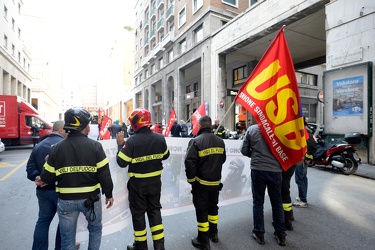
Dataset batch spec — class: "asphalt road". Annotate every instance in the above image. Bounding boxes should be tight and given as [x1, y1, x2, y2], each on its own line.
[1, 146, 374, 250]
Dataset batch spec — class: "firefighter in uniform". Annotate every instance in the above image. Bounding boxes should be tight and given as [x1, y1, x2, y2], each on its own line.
[40, 107, 114, 250]
[117, 108, 170, 250]
[212, 119, 227, 139]
[184, 115, 226, 250]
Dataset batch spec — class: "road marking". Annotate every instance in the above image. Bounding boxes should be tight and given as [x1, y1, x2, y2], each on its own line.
[0, 159, 28, 181]
[0, 162, 17, 168]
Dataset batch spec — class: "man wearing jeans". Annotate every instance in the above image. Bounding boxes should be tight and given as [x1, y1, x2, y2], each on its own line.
[26, 120, 67, 250]
[241, 124, 286, 246]
[40, 108, 114, 249]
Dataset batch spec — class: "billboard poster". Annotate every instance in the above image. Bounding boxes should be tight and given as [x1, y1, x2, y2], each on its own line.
[332, 76, 363, 116]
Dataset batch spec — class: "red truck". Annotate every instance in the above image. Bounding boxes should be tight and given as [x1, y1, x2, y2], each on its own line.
[0, 95, 53, 146]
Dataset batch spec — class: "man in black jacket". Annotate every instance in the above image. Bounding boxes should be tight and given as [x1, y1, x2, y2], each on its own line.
[185, 116, 226, 250]
[117, 108, 170, 250]
[40, 108, 114, 250]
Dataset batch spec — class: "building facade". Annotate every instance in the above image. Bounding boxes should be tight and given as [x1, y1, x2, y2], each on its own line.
[134, 0, 375, 163]
[0, 0, 32, 101]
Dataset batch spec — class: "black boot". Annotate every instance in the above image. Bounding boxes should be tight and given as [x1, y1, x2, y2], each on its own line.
[153, 239, 165, 250]
[127, 242, 148, 250]
[191, 237, 211, 250]
[284, 210, 294, 231]
[209, 222, 219, 243]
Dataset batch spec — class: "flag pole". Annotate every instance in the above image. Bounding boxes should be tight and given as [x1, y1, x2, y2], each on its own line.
[214, 99, 236, 135]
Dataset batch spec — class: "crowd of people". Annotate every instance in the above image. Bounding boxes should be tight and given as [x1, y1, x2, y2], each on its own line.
[27, 107, 315, 249]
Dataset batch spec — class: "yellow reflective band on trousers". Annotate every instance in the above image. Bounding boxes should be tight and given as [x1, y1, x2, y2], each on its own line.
[44, 162, 55, 174]
[56, 183, 101, 194]
[128, 170, 162, 178]
[283, 203, 293, 211]
[150, 224, 164, 241]
[198, 221, 209, 232]
[55, 166, 97, 176]
[195, 176, 221, 186]
[208, 215, 218, 224]
[198, 147, 224, 157]
[134, 229, 147, 242]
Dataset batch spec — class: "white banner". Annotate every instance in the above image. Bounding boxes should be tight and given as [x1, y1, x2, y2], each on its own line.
[77, 137, 251, 241]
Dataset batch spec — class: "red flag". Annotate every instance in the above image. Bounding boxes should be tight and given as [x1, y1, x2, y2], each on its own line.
[192, 103, 206, 136]
[235, 27, 306, 170]
[99, 115, 112, 140]
[164, 108, 177, 137]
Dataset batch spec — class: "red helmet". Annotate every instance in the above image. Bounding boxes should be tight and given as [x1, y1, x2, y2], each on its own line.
[128, 108, 152, 131]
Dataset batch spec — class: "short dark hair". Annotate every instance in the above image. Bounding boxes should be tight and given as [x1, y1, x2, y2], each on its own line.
[199, 116, 212, 129]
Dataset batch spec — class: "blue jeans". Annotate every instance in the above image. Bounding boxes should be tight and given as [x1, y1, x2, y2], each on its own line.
[33, 189, 61, 250]
[251, 169, 285, 235]
[294, 160, 308, 202]
[57, 195, 102, 250]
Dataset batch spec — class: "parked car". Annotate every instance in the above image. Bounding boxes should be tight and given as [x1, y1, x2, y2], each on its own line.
[0, 139, 5, 153]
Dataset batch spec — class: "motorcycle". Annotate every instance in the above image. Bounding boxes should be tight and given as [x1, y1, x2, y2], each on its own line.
[311, 132, 363, 175]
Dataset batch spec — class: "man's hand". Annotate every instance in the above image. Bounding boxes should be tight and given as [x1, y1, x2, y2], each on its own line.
[116, 131, 126, 146]
[35, 176, 48, 187]
[105, 197, 114, 208]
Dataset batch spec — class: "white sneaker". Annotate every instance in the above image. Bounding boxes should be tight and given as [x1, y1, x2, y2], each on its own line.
[293, 200, 308, 208]
[295, 197, 301, 202]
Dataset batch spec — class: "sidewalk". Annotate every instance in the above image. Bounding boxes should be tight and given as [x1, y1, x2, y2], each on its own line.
[355, 163, 375, 180]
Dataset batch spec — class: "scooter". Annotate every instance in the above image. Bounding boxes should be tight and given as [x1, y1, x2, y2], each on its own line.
[311, 132, 363, 175]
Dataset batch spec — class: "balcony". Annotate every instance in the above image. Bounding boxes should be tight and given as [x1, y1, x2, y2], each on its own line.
[144, 19, 149, 29]
[157, 18, 164, 33]
[162, 32, 174, 48]
[153, 42, 164, 56]
[149, 30, 156, 42]
[157, 0, 164, 10]
[166, 5, 174, 22]
[150, 8, 156, 20]
[144, 37, 149, 48]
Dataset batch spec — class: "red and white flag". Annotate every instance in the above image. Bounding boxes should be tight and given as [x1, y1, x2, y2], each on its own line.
[164, 108, 177, 137]
[99, 115, 112, 140]
[192, 103, 206, 136]
[235, 27, 306, 170]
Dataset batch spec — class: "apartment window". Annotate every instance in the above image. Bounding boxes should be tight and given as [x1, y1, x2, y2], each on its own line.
[135, 77, 138, 85]
[178, 7, 186, 28]
[3, 35, 7, 48]
[12, 18, 15, 30]
[250, 0, 258, 6]
[18, 3, 21, 14]
[11, 44, 15, 56]
[193, 0, 203, 13]
[135, 60, 138, 69]
[140, 56, 143, 63]
[186, 85, 192, 93]
[296, 71, 317, 86]
[194, 25, 203, 44]
[222, 0, 237, 7]
[140, 38, 143, 48]
[151, 64, 155, 74]
[233, 65, 247, 86]
[139, 73, 143, 82]
[194, 82, 199, 97]
[167, 49, 173, 63]
[158, 57, 163, 69]
[169, 22, 174, 32]
[135, 44, 138, 52]
[179, 39, 187, 54]
[145, 69, 149, 78]
[4, 5, 7, 19]
[23, 58, 26, 68]
[18, 28, 21, 38]
[18, 52, 20, 62]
